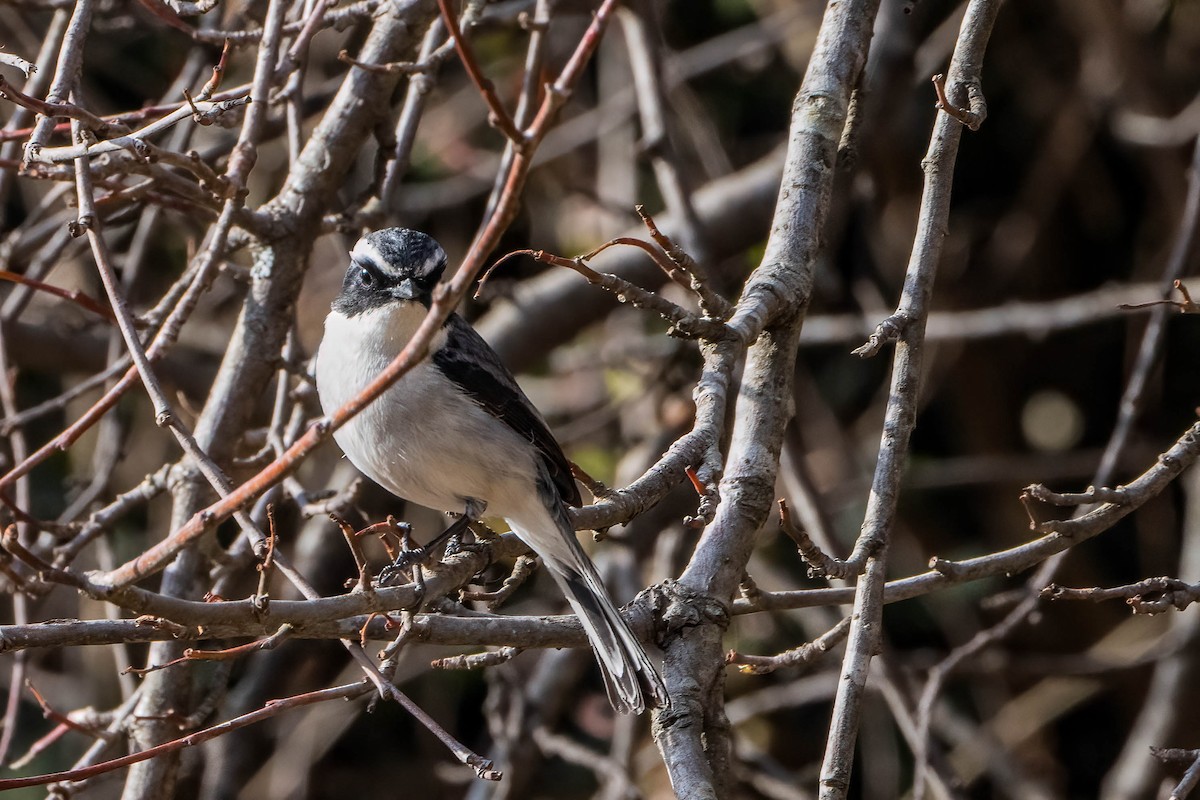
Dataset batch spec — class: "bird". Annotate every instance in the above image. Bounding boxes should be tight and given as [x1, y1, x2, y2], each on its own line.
[314, 227, 669, 714]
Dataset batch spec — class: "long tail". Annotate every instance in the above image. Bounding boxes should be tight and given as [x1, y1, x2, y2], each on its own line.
[512, 499, 669, 714]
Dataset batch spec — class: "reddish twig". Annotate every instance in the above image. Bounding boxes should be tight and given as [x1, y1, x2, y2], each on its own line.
[435, 0, 524, 145]
[0, 74, 119, 137]
[932, 71, 986, 131]
[334, 514, 375, 593]
[254, 505, 279, 608]
[125, 624, 294, 676]
[25, 681, 112, 740]
[198, 39, 233, 100]
[570, 461, 613, 500]
[0, 681, 374, 791]
[2, 524, 86, 589]
[358, 611, 403, 647]
[355, 515, 411, 562]
[0, 269, 117, 323]
[482, 247, 726, 340]
[635, 204, 732, 319]
[9, 723, 71, 771]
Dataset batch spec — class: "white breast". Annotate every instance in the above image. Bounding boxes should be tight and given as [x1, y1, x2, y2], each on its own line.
[314, 304, 540, 519]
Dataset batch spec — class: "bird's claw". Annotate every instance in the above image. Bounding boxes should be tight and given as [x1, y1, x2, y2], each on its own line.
[376, 547, 429, 586]
[443, 537, 488, 558]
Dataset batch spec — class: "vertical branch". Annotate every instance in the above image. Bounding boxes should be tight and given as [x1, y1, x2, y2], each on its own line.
[480, 0, 550, 222]
[373, 16, 449, 215]
[122, 0, 294, 791]
[1100, 142, 1200, 797]
[0, 10, 68, 221]
[818, 2, 1003, 798]
[618, 6, 712, 290]
[653, 0, 882, 796]
[21, 0, 94, 162]
[1095, 136, 1200, 486]
[435, 0, 523, 144]
[1103, 466, 1200, 796]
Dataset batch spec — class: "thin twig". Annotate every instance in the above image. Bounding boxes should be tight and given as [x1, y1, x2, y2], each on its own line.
[727, 617, 851, 675]
[461, 554, 539, 610]
[334, 514, 375, 593]
[125, 624, 294, 676]
[0, 74, 120, 137]
[432, 646, 523, 670]
[824, 3, 1003, 797]
[436, 0, 524, 145]
[0, 268, 116, 322]
[484, 246, 727, 341]
[778, 499, 843, 578]
[1041, 576, 1200, 614]
[1118, 279, 1199, 314]
[931, 71, 987, 131]
[0, 681, 373, 791]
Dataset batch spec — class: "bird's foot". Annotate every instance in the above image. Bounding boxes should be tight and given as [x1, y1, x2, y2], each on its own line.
[443, 535, 489, 559]
[376, 547, 430, 586]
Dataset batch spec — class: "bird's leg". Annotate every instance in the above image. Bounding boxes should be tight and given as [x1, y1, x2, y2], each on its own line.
[444, 499, 489, 557]
[377, 499, 486, 585]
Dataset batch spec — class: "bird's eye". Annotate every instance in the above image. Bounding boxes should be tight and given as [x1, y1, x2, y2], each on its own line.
[358, 268, 375, 286]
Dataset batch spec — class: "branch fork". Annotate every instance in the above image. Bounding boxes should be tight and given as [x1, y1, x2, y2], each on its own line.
[931, 72, 987, 131]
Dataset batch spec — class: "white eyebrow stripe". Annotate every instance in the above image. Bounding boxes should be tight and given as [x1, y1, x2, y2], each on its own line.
[351, 239, 390, 273]
[420, 251, 444, 277]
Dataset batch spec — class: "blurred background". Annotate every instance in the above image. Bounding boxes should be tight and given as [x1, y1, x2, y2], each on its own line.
[1, 0, 1199, 797]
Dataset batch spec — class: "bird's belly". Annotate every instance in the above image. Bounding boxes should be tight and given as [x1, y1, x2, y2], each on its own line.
[319, 353, 536, 518]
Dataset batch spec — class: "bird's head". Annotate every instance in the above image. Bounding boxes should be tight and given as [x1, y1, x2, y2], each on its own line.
[332, 228, 448, 316]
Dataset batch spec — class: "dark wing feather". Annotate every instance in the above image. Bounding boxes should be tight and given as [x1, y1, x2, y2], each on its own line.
[434, 315, 582, 507]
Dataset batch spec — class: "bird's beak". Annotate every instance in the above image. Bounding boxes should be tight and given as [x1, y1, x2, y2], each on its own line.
[390, 278, 419, 301]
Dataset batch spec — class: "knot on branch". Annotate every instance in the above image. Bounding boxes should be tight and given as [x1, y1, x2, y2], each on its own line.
[852, 312, 909, 358]
[928, 555, 968, 579]
[68, 215, 95, 238]
[932, 73, 987, 131]
[651, 691, 704, 735]
[643, 579, 729, 640]
[132, 615, 189, 636]
[683, 465, 721, 529]
[165, 462, 204, 494]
